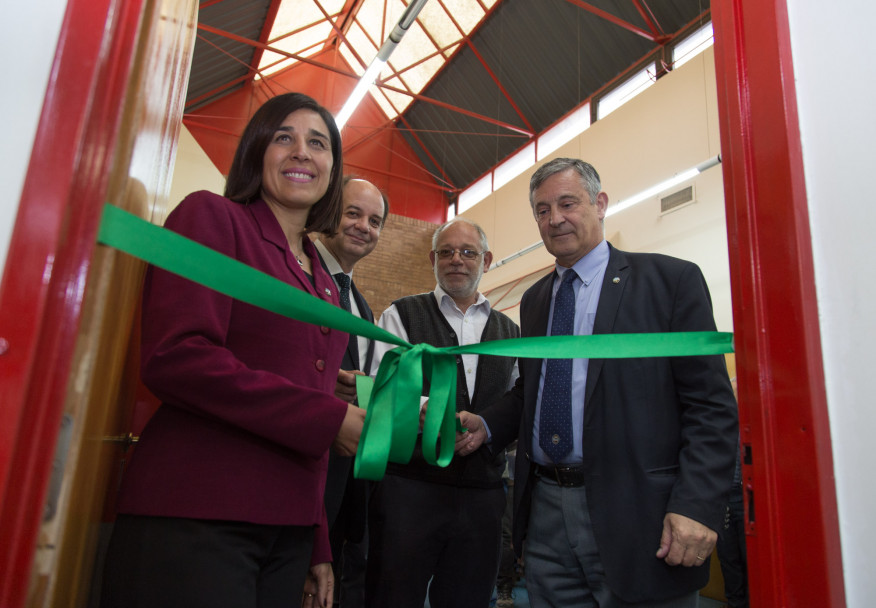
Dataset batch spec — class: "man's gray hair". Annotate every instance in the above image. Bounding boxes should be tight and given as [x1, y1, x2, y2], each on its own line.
[432, 217, 489, 253]
[529, 158, 602, 207]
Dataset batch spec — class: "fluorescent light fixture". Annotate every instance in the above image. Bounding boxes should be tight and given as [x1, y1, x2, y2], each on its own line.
[335, 58, 385, 129]
[334, 0, 429, 130]
[673, 22, 714, 69]
[490, 241, 544, 270]
[606, 155, 721, 217]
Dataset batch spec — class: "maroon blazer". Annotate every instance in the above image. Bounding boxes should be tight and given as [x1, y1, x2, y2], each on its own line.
[116, 191, 349, 563]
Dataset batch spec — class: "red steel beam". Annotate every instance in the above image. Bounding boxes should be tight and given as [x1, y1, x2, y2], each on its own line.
[465, 39, 534, 133]
[562, 0, 667, 43]
[630, 0, 665, 40]
[313, 0, 370, 70]
[344, 161, 456, 193]
[182, 118, 241, 138]
[396, 0, 504, 125]
[249, 0, 284, 73]
[344, 122, 458, 190]
[398, 114, 456, 188]
[196, 23, 532, 136]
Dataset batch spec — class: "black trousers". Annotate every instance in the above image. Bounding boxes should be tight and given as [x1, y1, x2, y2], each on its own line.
[100, 514, 314, 608]
[365, 475, 505, 608]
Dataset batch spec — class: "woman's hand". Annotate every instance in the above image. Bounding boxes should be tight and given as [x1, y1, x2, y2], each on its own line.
[302, 562, 333, 607]
[335, 369, 363, 402]
[331, 403, 366, 456]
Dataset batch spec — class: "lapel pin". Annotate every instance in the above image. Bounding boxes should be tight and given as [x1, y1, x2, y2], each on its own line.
[325, 288, 332, 297]
[612, 277, 620, 284]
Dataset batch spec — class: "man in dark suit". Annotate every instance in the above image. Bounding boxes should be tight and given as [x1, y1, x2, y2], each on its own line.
[458, 158, 738, 607]
[315, 176, 388, 608]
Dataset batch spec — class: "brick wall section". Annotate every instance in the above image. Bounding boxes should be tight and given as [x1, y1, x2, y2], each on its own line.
[348, 213, 439, 321]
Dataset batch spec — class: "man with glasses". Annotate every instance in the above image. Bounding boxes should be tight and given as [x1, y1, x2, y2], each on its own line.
[364, 218, 519, 608]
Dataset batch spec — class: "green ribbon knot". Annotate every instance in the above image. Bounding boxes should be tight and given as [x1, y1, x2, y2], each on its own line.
[354, 344, 459, 480]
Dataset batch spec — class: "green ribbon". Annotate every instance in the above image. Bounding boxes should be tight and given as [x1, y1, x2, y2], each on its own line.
[97, 203, 734, 480]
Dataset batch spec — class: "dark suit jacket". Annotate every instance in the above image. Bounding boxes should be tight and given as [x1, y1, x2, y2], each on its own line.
[117, 191, 349, 564]
[315, 248, 375, 538]
[481, 243, 737, 603]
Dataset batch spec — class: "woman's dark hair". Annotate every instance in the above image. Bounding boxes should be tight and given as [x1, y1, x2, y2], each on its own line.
[224, 92, 343, 235]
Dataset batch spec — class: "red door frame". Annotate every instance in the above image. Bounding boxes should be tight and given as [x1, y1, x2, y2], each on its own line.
[0, 0, 146, 605]
[712, 1, 845, 606]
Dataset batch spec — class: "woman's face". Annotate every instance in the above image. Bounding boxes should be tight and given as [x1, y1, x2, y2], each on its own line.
[261, 108, 334, 213]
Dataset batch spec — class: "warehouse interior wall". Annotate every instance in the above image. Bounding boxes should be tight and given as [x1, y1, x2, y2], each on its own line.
[465, 47, 731, 331]
[787, 2, 876, 605]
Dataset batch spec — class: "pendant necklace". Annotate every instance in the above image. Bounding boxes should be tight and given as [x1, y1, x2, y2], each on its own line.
[293, 244, 304, 266]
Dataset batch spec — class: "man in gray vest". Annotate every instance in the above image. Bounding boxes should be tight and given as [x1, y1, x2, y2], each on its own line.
[364, 218, 519, 608]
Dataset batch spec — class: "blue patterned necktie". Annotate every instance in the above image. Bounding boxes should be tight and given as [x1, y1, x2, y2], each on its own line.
[334, 272, 352, 312]
[539, 269, 577, 463]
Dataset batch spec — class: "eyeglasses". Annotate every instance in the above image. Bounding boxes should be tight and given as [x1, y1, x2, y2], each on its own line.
[433, 248, 483, 260]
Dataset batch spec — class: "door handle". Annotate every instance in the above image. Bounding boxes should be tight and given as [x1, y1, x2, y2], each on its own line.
[103, 432, 139, 450]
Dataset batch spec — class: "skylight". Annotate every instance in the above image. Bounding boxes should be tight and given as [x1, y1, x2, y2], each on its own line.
[258, 0, 498, 121]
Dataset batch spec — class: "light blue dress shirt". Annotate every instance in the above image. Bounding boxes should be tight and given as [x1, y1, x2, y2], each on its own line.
[531, 240, 609, 465]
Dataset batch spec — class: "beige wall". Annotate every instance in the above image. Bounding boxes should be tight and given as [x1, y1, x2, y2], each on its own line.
[167, 124, 227, 214]
[465, 47, 732, 331]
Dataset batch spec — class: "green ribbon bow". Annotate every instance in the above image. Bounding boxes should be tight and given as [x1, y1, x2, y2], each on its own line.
[97, 203, 734, 480]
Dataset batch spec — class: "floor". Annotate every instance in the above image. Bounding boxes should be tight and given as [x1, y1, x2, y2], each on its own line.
[424, 578, 727, 608]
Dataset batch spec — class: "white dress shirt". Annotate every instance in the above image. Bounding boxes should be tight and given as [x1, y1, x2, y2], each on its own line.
[372, 285, 519, 401]
[314, 239, 370, 367]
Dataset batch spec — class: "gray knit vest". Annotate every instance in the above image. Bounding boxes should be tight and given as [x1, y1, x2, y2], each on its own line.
[385, 293, 519, 487]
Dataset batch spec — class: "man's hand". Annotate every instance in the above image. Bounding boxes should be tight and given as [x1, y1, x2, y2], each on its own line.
[335, 369, 363, 402]
[655, 512, 717, 567]
[302, 562, 333, 607]
[419, 399, 429, 430]
[332, 403, 366, 456]
[455, 411, 487, 456]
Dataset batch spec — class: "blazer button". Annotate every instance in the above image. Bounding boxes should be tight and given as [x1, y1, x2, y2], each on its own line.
[315, 359, 326, 371]
[320, 326, 330, 334]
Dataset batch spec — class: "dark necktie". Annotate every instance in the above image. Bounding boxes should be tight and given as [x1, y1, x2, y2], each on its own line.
[334, 272, 360, 370]
[539, 269, 577, 463]
[334, 272, 352, 312]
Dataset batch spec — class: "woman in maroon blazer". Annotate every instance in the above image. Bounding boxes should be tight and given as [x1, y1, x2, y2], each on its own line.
[101, 93, 364, 608]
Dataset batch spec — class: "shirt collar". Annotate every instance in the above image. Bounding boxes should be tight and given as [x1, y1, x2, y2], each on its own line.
[556, 239, 609, 286]
[433, 283, 491, 314]
[315, 239, 352, 279]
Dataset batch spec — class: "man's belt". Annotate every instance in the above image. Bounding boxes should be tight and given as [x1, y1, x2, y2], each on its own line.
[532, 463, 586, 487]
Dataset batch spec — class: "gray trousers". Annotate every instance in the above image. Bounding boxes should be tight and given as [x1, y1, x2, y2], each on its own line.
[524, 477, 699, 608]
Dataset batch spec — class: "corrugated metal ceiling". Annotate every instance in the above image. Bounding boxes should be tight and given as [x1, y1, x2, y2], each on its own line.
[186, 0, 710, 203]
